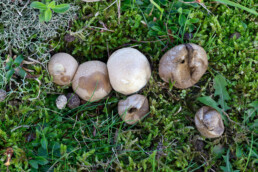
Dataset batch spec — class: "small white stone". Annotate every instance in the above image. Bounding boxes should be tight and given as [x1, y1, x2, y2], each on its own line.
[56, 95, 67, 109]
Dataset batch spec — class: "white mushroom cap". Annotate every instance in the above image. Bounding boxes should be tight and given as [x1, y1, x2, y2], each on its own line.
[48, 53, 78, 86]
[72, 61, 112, 101]
[118, 94, 149, 125]
[107, 48, 151, 95]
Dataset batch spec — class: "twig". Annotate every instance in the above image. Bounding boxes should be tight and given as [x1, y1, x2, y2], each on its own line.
[22, 60, 36, 65]
[8, 45, 12, 57]
[222, 110, 240, 125]
[11, 125, 35, 132]
[130, 38, 167, 43]
[136, 144, 151, 155]
[89, 26, 114, 32]
[149, 5, 154, 16]
[174, 106, 182, 116]
[27, 57, 41, 64]
[103, 0, 117, 11]
[117, 0, 121, 24]
[20, 0, 30, 14]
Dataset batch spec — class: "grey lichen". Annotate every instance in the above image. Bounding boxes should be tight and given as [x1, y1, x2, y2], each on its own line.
[0, 0, 78, 60]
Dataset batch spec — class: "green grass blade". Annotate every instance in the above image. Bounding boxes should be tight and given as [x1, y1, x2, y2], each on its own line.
[150, 0, 164, 20]
[215, 0, 258, 15]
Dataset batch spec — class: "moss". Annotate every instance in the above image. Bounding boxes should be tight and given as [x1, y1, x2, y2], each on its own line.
[0, 0, 257, 171]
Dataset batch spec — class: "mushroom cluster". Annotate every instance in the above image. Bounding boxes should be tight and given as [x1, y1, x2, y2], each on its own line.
[49, 44, 224, 136]
[49, 48, 151, 124]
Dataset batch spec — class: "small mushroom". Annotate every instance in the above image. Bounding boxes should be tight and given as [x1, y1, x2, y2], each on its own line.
[159, 43, 208, 89]
[107, 48, 151, 95]
[66, 93, 80, 109]
[72, 61, 112, 101]
[48, 53, 78, 86]
[118, 94, 149, 125]
[0, 89, 7, 102]
[195, 106, 224, 138]
[56, 95, 67, 109]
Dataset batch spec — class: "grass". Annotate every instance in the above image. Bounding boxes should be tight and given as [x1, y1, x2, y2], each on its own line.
[0, 0, 257, 171]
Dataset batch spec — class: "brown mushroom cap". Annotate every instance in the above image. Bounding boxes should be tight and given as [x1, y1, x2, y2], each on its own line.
[159, 43, 208, 89]
[48, 53, 78, 86]
[195, 106, 224, 138]
[118, 94, 149, 125]
[107, 48, 151, 95]
[72, 61, 112, 101]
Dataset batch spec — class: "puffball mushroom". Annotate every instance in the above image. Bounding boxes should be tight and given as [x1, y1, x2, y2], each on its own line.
[118, 94, 149, 125]
[72, 61, 112, 101]
[56, 95, 67, 109]
[107, 48, 151, 95]
[195, 106, 224, 138]
[48, 53, 78, 86]
[159, 43, 208, 89]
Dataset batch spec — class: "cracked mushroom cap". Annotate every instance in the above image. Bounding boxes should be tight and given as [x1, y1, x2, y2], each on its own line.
[118, 94, 149, 125]
[159, 43, 208, 89]
[195, 106, 224, 138]
[72, 61, 112, 101]
[48, 53, 78, 86]
[107, 48, 151, 95]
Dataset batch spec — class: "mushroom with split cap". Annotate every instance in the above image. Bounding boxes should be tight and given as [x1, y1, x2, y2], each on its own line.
[118, 94, 149, 125]
[195, 106, 224, 138]
[72, 61, 112, 102]
[159, 43, 208, 89]
[48, 53, 78, 86]
[107, 47, 151, 95]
